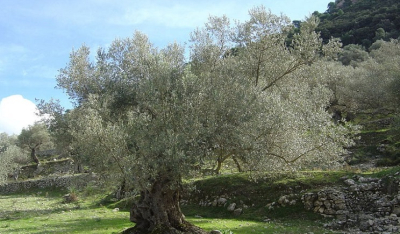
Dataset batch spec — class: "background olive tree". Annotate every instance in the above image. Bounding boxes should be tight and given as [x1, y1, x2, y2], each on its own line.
[45, 7, 356, 234]
[17, 123, 53, 164]
[334, 39, 400, 113]
[0, 133, 27, 184]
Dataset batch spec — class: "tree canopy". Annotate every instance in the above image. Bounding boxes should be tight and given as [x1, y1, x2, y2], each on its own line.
[44, 6, 356, 234]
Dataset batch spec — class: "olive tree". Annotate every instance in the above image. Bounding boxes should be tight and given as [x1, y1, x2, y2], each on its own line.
[0, 133, 26, 184]
[336, 39, 400, 112]
[189, 8, 348, 173]
[369, 39, 400, 108]
[338, 44, 369, 67]
[50, 7, 355, 234]
[17, 123, 52, 164]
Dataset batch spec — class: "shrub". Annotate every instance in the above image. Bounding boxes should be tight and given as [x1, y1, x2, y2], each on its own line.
[63, 192, 78, 203]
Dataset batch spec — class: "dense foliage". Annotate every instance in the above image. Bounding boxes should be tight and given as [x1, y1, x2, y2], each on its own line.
[313, 0, 400, 47]
[329, 39, 400, 112]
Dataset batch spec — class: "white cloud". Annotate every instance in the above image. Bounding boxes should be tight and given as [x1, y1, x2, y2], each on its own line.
[0, 95, 42, 135]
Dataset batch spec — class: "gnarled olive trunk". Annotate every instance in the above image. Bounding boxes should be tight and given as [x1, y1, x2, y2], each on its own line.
[30, 148, 40, 164]
[123, 175, 207, 234]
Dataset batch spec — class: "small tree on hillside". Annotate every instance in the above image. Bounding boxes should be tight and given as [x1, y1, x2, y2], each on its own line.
[18, 123, 52, 164]
[338, 44, 369, 67]
[0, 133, 26, 184]
[339, 39, 400, 112]
[45, 7, 356, 234]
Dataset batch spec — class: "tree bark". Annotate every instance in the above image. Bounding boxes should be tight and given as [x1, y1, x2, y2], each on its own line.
[232, 156, 243, 172]
[215, 159, 222, 174]
[30, 148, 40, 164]
[123, 175, 208, 234]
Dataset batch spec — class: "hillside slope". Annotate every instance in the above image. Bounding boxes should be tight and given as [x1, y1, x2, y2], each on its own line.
[313, 0, 400, 47]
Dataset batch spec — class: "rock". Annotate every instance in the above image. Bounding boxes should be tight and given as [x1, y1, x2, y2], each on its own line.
[63, 193, 78, 203]
[233, 208, 242, 216]
[278, 194, 297, 207]
[317, 191, 327, 201]
[357, 176, 368, 183]
[217, 197, 227, 206]
[368, 219, 374, 226]
[278, 195, 289, 206]
[344, 179, 356, 186]
[302, 193, 317, 210]
[212, 200, 218, 207]
[313, 200, 323, 207]
[389, 214, 398, 221]
[348, 185, 359, 192]
[358, 214, 374, 222]
[266, 203, 274, 210]
[359, 221, 370, 232]
[323, 200, 332, 209]
[334, 202, 346, 210]
[392, 206, 400, 215]
[227, 203, 236, 211]
[263, 218, 271, 222]
[180, 199, 188, 206]
[324, 208, 336, 215]
[210, 230, 222, 234]
[318, 207, 325, 213]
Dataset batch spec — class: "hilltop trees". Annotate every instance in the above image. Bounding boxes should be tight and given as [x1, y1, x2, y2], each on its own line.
[46, 7, 355, 234]
[315, 0, 400, 47]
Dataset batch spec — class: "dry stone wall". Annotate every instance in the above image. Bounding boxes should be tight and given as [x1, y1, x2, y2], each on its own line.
[17, 158, 76, 180]
[0, 173, 98, 194]
[302, 175, 400, 233]
[1, 157, 97, 195]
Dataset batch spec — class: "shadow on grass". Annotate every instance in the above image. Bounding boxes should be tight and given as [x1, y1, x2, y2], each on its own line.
[0, 205, 84, 221]
[2, 216, 132, 234]
[188, 217, 334, 234]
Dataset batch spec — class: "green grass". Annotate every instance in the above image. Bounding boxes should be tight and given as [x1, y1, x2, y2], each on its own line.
[0, 191, 131, 234]
[0, 190, 337, 234]
[183, 203, 336, 234]
[188, 217, 335, 234]
[1, 167, 399, 234]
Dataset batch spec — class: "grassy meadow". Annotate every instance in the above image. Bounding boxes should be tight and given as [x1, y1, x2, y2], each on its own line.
[4, 168, 397, 234]
[0, 191, 334, 234]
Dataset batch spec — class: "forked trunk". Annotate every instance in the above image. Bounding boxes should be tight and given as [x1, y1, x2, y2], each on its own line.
[31, 148, 40, 164]
[215, 159, 222, 174]
[123, 175, 207, 234]
[232, 156, 243, 172]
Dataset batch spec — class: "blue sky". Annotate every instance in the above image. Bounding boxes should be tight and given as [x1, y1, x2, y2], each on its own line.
[0, 0, 329, 135]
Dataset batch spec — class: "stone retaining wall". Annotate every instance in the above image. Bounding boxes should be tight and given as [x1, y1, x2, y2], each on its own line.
[16, 158, 77, 180]
[302, 175, 400, 233]
[0, 173, 98, 194]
